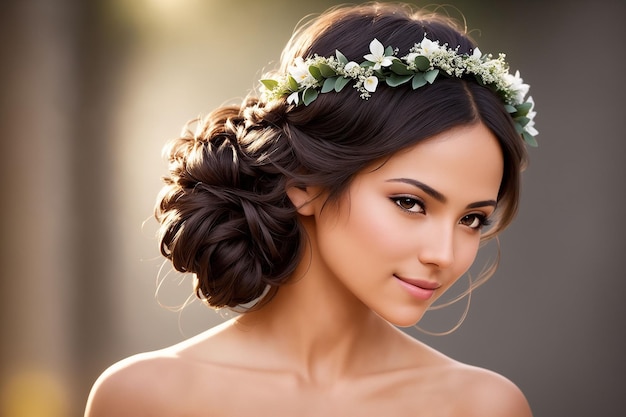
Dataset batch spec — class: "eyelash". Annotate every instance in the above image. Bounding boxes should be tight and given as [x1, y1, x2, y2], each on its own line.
[460, 213, 492, 230]
[391, 196, 425, 214]
[390, 196, 492, 231]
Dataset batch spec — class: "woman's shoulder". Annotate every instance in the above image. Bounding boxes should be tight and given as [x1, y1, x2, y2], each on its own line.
[380, 334, 532, 416]
[84, 350, 186, 417]
[84, 320, 237, 417]
[435, 360, 533, 417]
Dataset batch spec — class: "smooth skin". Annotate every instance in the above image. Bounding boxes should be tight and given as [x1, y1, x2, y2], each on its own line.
[85, 122, 532, 417]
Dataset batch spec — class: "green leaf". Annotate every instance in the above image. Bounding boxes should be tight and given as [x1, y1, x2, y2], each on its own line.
[424, 69, 439, 84]
[504, 104, 517, 114]
[336, 50, 348, 64]
[308, 65, 322, 81]
[318, 63, 336, 78]
[321, 77, 337, 93]
[390, 59, 413, 75]
[515, 116, 530, 127]
[361, 61, 374, 69]
[302, 88, 318, 106]
[515, 101, 533, 116]
[386, 74, 413, 87]
[288, 76, 299, 91]
[412, 73, 427, 89]
[384, 45, 394, 56]
[335, 76, 351, 92]
[260, 79, 278, 90]
[414, 55, 430, 71]
[522, 132, 538, 147]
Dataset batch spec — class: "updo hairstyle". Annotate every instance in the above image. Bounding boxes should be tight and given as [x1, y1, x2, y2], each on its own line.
[155, 3, 528, 310]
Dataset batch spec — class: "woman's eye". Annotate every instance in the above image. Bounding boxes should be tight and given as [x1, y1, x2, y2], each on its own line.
[392, 197, 424, 214]
[459, 214, 489, 230]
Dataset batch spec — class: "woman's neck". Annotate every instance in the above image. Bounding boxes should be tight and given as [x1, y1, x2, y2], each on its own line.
[233, 240, 409, 385]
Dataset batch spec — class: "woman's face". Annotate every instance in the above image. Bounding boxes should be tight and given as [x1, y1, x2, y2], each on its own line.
[303, 122, 504, 327]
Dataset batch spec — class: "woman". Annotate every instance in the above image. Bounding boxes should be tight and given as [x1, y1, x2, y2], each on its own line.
[85, 3, 537, 416]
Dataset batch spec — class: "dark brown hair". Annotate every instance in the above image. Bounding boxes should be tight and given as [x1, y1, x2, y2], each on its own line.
[155, 3, 528, 310]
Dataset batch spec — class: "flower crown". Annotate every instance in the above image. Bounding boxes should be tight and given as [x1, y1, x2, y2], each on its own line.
[261, 36, 538, 146]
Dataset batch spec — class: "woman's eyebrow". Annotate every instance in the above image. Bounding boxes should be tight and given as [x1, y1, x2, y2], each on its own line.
[466, 200, 497, 209]
[386, 178, 446, 202]
[386, 178, 497, 209]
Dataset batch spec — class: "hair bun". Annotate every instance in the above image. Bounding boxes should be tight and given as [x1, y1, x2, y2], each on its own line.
[155, 105, 301, 309]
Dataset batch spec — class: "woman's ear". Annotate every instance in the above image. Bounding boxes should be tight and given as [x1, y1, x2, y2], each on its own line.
[286, 185, 319, 216]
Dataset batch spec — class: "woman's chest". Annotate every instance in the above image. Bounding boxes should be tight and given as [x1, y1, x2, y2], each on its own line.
[185, 368, 457, 417]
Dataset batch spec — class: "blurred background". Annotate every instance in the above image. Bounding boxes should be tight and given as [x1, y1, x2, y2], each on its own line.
[1, 0, 624, 416]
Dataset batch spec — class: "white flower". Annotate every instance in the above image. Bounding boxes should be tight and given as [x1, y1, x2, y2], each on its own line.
[288, 57, 315, 87]
[525, 120, 538, 137]
[524, 96, 538, 136]
[419, 36, 443, 56]
[405, 52, 418, 63]
[504, 70, 530, 104]
[286, 91, 299, 105]
[363, 38, 393, 70]
[472, 47, 482, 59]
[363, 75, 378, 92]
[344, 61, 360, 74]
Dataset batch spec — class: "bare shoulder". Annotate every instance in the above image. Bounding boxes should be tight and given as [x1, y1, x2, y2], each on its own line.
[445, 363, 532, 417]
[381, 334, 532, 417]
[84, 351, 188, 417]
[84, 320, 237, 417]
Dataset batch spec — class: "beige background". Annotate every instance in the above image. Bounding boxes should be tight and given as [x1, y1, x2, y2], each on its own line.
[1, 0, 624, 416]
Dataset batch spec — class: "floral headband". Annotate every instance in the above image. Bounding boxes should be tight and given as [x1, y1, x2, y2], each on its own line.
[261, 36, 538, 146]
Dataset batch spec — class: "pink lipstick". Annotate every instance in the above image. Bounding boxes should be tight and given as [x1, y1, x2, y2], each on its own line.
[394, 275, 440, 301]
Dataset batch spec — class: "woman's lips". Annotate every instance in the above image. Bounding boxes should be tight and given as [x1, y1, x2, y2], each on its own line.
[394, 275, 441, 301]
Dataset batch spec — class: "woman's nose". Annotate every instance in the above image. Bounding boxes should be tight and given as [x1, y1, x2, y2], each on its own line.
[417, 221, 455, 269]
